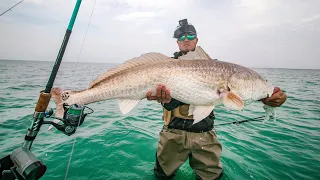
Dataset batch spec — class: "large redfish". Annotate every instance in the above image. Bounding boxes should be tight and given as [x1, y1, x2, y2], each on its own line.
[49, 46, 276, 130]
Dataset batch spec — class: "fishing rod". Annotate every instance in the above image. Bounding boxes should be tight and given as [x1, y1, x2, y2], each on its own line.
[0, 1, 94, 180]
[0, 0, 24, 17]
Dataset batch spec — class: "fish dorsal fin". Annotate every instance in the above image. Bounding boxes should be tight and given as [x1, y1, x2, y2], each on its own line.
[89, 52, 171, 88]
[178, 46, 212, 60]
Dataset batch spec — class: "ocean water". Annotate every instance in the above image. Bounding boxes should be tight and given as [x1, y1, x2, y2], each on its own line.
[0, 60, 319, 180]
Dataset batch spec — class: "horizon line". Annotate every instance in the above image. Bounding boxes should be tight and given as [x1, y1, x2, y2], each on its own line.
[0, 59, 319, 70]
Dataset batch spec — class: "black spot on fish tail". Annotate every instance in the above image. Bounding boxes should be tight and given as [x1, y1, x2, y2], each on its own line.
[62, 92, 70, 101]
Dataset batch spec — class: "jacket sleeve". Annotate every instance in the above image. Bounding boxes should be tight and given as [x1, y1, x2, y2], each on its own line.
[161, 98, 185, 111]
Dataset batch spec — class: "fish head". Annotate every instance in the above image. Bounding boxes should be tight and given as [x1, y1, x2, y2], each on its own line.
[250, 73, 274, 101]
[227, 70, 274, 102]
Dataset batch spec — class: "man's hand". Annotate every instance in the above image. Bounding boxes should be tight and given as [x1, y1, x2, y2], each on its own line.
[261, 87, 287, 107]
[146, 85, 172, 103]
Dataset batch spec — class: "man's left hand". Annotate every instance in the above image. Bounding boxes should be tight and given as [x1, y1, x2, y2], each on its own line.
[261, 87, 287, 107]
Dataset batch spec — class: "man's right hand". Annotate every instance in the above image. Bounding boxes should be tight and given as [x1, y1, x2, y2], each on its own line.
[146, 85, 172, 103]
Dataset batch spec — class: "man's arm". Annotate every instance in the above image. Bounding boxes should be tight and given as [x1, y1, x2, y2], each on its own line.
[161, 98, 184, 111]
[146, 85, 184, 110]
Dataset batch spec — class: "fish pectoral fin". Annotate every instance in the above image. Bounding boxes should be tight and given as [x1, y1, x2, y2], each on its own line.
[221, 91, 244, 110]
[192, 105, 215, 125]
[118, 99, 141, 114]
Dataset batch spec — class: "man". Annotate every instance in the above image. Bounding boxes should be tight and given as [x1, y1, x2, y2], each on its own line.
[147, 19, 287, 180]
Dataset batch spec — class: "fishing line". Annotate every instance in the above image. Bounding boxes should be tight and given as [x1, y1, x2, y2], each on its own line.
[213, 115, 267, 127]
[64, 0, 97, 179]
[0, 0, 24, 17]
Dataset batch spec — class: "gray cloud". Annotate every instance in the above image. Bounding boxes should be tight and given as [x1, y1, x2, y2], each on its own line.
[0, 0, 319, 69]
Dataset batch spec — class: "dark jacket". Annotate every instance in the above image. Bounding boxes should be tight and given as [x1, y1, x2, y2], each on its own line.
[161, 51, 215, 132]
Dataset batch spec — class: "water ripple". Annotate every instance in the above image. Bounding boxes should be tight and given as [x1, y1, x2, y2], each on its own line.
[0, 61, 319, 180]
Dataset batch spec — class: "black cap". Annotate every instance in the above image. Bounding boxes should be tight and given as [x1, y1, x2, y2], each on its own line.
[173, 19, 197, 39]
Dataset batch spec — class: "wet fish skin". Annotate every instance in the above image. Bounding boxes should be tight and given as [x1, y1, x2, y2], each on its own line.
[49, 46, 275, 130]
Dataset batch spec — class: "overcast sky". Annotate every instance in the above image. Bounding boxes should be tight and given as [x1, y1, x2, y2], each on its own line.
[0, 0, 319, 69]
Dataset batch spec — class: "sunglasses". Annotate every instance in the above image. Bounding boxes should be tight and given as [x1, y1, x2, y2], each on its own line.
[178, 35, 197, 41]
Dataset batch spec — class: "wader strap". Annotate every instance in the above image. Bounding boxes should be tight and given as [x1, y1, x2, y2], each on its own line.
[162, 105, 193, 125]
[172, 104, 193, 120]
[163, 108, 172, 125]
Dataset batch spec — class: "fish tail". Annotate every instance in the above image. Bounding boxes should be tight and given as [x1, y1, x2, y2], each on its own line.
[48, 88, 65, 130]
[263, 104, 277, 123]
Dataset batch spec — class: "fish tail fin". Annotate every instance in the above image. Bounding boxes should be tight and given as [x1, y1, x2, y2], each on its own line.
[48, 88, 65, 131]
[263, 104, 277, 123]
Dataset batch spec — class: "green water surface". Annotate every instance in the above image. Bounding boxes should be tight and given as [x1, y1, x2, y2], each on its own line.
[0, 60, 319, 180]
